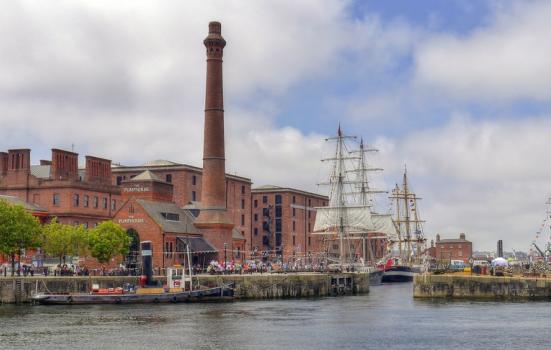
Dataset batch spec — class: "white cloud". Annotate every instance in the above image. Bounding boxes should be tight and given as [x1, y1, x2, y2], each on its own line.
[414, 1, 551, 101]
[378, 116, 551, 251]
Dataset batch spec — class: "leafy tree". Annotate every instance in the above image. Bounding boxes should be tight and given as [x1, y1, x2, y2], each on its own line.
[42, 218, 88, 265]
[87, 221, 130, 264]
[0, 199, 42, 275]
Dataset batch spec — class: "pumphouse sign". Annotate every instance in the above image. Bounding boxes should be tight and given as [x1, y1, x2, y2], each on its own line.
[123, 186, 150, 193]
[118, 217, 144, 224]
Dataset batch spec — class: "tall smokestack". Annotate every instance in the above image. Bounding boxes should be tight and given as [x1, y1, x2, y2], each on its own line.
[195, 22, 234, 250]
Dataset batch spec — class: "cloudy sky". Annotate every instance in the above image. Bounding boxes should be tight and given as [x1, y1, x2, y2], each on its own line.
[2, 0, 551, 251]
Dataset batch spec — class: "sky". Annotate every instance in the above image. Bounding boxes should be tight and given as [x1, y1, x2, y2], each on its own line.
[1, 0, 551, 252]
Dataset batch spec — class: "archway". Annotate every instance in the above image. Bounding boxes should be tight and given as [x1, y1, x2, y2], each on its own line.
[124, 229, 140, 271]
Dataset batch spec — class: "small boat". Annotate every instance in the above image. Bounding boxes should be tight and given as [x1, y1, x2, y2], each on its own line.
[32, 284, 234, 305]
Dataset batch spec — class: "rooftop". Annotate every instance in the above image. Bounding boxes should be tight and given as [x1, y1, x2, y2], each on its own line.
[252, 184, 328, 200]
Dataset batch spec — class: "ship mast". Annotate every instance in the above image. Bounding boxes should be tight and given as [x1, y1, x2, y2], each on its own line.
[320, 125, 357, 265]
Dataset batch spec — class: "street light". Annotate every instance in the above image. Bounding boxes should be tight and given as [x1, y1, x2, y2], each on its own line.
[224, 243, 228, 274]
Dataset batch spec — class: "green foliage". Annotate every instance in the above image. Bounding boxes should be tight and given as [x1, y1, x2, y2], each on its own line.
[0, 199, 42, 256]
[42, 218, 88, 264]
[87, 221, 131, 264]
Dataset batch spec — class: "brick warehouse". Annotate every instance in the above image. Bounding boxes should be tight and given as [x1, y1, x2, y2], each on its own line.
[251, 185, 328, 263]
[0, 148, 120, 228]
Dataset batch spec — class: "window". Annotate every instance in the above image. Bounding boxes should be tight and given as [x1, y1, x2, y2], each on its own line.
[262, 208, 269, 217]
[103, 197, 108, 209]
[254, 228, 258, 236]
[84, 222, 89, 229]
[83, 195, 89, 208]
[308, 237, 311, 246]
[129, 204, 135, 214]
[254, 214, 258, 222]
[308, 199, 311, 206]
[293, 221, 296, 231]
[72, 194, 79, 207]
[166, 174, 172, 183]
[275, 206, 282, 217]
[292, 196, 296, 204]
[308, 210, 311, 218]
[262, 196, 267, 204]
[241, 215, 245, 226]
[94, 196, 99, 208]
[53, 194, 60, 206]
[293, 208, 296, 217]
[192, 175, 197, 185]
[237, 247, 241, 258]
[275, 219, 282, 232]
[308, 223, 311, 232]
[161, 212, 180, 221]
[275, 195, 282, 205]
[111, 199, 116, 211]
[192, 191, 196, 201]
[241, 199, 245, 209]
[254, 199, 258, 208]
[241, 185, 245, 194]
[116, 176, 123, 186]
[293, 236, 296, 246]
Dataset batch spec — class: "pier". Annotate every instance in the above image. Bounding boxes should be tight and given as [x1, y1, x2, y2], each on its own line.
[414, 273, 551, 299]
[0, 272, 369, 304]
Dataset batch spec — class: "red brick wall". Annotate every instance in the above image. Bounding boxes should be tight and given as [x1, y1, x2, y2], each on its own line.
[435, 241, 473, 263]
[251, 190, 328, 262]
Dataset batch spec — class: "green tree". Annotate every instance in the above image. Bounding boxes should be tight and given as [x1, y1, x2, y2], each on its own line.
[0, 199, 42, 276]
[42, 218, 88, 265]
[88, 221, 131, 264]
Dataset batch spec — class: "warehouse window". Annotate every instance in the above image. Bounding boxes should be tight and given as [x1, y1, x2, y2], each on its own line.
[53, 194, 60, 206]
[166, 174, 172, 183]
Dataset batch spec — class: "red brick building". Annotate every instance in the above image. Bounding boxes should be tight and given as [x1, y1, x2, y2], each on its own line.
[113, 170, 217, 269]
[251, 185, 328, 262]
[0, 148, 121, 228]
[111, 160, 251, 251]
[433, 233, 473, 263]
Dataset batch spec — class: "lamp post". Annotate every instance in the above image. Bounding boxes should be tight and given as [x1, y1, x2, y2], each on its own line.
[224, 243, 228, 274]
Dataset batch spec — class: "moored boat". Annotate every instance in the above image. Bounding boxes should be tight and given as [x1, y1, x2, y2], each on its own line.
[32, 284, 234, 305]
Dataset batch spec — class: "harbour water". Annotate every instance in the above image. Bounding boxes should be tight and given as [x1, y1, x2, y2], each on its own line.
[1, 283, 550, 350]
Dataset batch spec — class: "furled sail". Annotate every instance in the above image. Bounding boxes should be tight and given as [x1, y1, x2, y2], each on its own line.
[313, 205, 374, 233]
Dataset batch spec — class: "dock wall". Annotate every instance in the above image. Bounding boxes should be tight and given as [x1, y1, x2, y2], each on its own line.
[414, 274, 551, 299]
[0, 272, 369, 304]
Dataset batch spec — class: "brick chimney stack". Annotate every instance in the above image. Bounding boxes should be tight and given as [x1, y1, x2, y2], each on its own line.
[0, 152, 7, 177]
[194, 22, 234, 251]
[50, 149, 79, 181]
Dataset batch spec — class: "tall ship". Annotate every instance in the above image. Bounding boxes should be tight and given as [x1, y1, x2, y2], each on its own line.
[381, 168, 427, 282]
[312, 126, 397, 285]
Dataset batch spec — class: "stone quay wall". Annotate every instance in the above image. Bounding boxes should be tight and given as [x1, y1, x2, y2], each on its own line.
[0, 272, 369, 304]
[414, 274, 551, 299]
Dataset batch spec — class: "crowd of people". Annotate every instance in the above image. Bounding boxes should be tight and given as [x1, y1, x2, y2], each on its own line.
[203, 260, 327, 275]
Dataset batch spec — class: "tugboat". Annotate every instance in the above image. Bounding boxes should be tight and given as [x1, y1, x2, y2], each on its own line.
[33, 241, 234, 305]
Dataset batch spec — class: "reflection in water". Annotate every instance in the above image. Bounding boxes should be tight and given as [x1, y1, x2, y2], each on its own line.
[1, 283, 550, 350]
